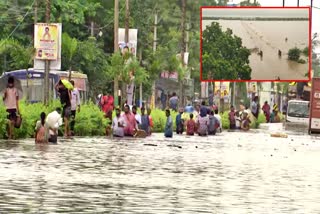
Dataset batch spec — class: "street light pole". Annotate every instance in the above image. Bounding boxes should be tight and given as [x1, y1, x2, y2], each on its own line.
[114, 0, 119, 107]
[44, 0, 51, 105]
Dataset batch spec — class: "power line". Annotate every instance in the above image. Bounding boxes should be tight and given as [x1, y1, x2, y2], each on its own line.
[0, 0, 36, 46]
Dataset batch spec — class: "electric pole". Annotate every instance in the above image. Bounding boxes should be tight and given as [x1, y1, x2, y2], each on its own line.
[151, 11, 158, 109]
[91, 21, 94, 37]
[125, 0, 129, 44]
[297, 0, 299, 6]
[34, 0, 38, 24]
[123, 0, 130, 106]
[44, 0, 51, 105]
[283, 0, 285, 7]
[114, 0, 119, 107]
[180, 0, 186, 107]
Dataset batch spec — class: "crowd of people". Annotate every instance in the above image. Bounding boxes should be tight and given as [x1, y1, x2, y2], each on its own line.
[2, 76, 81, 142]
[34, 79, 81, 143]
[2, 77, 283, 142]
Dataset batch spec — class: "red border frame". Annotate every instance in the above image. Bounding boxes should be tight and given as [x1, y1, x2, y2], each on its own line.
[200, 6, 311, 83]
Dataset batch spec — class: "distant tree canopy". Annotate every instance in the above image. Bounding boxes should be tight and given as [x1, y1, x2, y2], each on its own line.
[202, 22, 252, 80]
[288, 47, 301, 62]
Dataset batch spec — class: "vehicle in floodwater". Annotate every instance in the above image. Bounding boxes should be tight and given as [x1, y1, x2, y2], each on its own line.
[285, 100, 310, 128]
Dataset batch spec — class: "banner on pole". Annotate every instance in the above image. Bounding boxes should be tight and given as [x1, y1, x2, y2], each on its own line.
[34, 23, 62, 70]
[118, 28, 138, 57]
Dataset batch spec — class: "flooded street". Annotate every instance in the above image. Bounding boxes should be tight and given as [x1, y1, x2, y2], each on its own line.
[0, 128, 320, 213]
[202, 20, 309, 80]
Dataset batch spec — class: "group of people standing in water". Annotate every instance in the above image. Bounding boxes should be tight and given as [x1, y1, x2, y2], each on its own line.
[34, 79, 81, 143]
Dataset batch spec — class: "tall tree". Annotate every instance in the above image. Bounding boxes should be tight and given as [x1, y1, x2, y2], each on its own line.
[202, 22, 252, 80]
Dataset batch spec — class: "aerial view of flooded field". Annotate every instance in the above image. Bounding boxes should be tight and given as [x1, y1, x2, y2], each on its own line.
[202, 9, 309, 80]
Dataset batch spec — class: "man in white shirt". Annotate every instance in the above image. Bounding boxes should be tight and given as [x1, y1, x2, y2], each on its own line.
[45, 107, 63, 143]
[132, 105, 141, 127]
[70, 80, 80, 136]
[112, 107, 126, 137]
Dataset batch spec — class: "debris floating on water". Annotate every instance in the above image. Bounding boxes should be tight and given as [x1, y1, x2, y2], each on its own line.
[270, 133, 288, 138]
[143, 143, 157, 147]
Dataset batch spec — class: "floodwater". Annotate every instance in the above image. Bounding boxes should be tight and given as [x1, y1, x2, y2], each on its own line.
[202, 20, 309, 80]
[1, 128, 320, 213]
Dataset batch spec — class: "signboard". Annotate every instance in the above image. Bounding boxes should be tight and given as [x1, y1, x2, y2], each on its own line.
[160, 71, 178, 80]
[214, 82, 230, 104]
[247, 82, 257, 93]
[214, 82, 230, 98]
[309, 78, 320, 133]
[201, 82, 209, 98]
[34, 23, 62, 70]
[118, 28, 138, 57]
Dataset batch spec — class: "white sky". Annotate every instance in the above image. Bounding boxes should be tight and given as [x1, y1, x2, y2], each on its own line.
[255, 0, 320, 53]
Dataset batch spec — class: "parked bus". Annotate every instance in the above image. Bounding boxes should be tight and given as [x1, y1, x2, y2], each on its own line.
[0, 69, 89, 103]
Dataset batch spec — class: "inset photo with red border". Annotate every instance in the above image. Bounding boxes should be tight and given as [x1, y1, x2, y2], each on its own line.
[200, 6, 311, 82]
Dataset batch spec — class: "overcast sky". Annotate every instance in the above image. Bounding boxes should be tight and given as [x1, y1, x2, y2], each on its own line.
[203, 8, 309, 18]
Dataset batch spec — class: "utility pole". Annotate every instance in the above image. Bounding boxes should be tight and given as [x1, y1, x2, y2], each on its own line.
[180, 0, 186, 107]
[283, 0, 285, 7]
[29, 0, 38, 103]
[297, 0, 299, 6]
[123, 0, 130, 106]
[139, 50, 143, 108]
[91, 21, 94, 37]
[44, 0, 51, 105]
[114, 0, 119, 107]
[232, 82, 236, 107]
[151, 11, 158, 109]
[34, 0, 38, 24]
[125, 0, 130, 44]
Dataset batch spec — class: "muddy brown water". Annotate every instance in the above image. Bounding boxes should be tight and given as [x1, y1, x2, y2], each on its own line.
[0, 131, 319, 213]
[202, 20, 309, 80]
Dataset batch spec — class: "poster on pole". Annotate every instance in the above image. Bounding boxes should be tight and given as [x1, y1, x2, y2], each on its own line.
[247, 82, 257, 93]
[118, 28, 138, 57]
[34, 23, 62, 70]
[214, 82, 230, 104]
[214, 82, 230, 98]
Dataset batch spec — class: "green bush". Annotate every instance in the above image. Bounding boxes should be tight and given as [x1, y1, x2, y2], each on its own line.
[250, 112, 267, 129]
[288, 47, 301, 61]
[0, 100, 108, 139]
[149, 109, 178, 132]
[221, 111, 230, 129]
[302, 46, 309, 57]
[74, 102, 108, 136]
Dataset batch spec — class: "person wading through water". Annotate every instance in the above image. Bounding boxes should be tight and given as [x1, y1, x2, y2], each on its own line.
[55, 80, 72, 137]
[70, 80, 80, 136]
[35, 112, 47, 143]
[2, 76, 20, 139]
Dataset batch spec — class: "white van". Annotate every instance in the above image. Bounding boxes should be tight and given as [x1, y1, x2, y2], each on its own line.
[286, 100, 310, 125]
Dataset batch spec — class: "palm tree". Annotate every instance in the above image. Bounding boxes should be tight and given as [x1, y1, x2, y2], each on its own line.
[0, 39, 35, 71]
[62, 33, 78, 80]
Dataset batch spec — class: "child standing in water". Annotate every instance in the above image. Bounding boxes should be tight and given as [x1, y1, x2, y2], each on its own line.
[35, 112, 47, 143]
